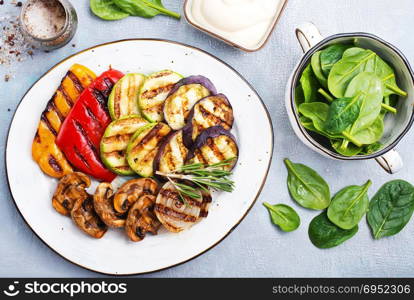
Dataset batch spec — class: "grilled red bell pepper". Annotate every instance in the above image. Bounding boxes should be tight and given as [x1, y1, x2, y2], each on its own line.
[56, 69, 124, 182]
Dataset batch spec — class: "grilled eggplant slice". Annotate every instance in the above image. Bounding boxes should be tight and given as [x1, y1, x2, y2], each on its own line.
[163, 75, 217, 130]
[183, 94, 234, 148]
[155, 182, 203, 233]
[52, 172, 91, 216]
[32, 64, 96, 178]
[126, 122, 171, 177]
[138, 70, 183, 122]
[93, 183, 126, 228]
[113, 178, 158, 214]
[125, 195, 161, 242]
[100, 116, 149, 175]
[154, 130, 188, 175]
[186, 126, 238, 171]
[71, 195, 108, 239]
[108, 73, 146, 120]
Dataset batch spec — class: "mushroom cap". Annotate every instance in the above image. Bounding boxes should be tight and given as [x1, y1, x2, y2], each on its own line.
[93, 183, 126, 228]
[113, 178, 158, 214]
[71, 195, 108, 239]
[125, 195, 161, 242]
[52, 172, 91, 216]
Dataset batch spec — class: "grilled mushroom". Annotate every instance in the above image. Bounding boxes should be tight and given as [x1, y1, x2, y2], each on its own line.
[125, 195, 161, 242]
[71, 195, 107, 238]
[93, 183, 126, 228]
[113, 178, 158, 214]
[52, 172, 91, 216]
[155, 182, 204, 233]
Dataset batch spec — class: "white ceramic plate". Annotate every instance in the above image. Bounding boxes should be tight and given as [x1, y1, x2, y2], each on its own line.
[6, 39, 273, 275]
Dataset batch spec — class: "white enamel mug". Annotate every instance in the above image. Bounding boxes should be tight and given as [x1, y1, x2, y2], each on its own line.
[285, 23, 414, 174]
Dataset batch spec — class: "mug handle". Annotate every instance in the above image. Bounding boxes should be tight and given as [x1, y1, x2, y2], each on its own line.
[295, 22, 324, 52]
[375, 149, 403, 174]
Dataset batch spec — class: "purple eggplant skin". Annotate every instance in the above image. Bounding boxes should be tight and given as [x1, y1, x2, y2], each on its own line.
[182, 93, 234, 149]
[186, 125, 239, 171]
[153, 130, 188, 179]
[166, 75, 217, 99]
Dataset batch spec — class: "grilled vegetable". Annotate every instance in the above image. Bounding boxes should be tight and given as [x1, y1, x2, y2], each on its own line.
[125, 194, 161, 242]
[200, 188, 212, 218]
[126, 122, 171, 177]
[32, 64, 96, 178]
[100, 116, 149, 175]
[52, 172, 91, 216]
[138, 70, 183, 122]
[183, 94, 234, 148]
[154, 130, 188, 175]
[163, 75, 217, 130]
[113, 178, 158, 214]
[154, 181, 204, 232]
[93, 183, 126, 228]
[71, 195, 108, 238]
[186, 126, 238, 171]
[56, 69, 124, 182]
[108, 73, 146, 120]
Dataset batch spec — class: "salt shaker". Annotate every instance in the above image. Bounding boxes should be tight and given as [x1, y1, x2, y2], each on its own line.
[19, 0, 77, 51]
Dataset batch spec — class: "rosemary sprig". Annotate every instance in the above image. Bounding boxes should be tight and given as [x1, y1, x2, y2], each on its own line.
[156, 158, 236, 202]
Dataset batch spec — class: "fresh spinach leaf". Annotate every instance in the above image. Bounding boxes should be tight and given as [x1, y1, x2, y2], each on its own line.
[311, 51, 327, 88]
[328, 48, 406, 98]
[298, 102, 330, 133]
[324, 94, 362, 134]
[90, 0, 130, 20]
[284, 159, 330, 210]
[367, 180, 414, 239]
[345, 116, 384, 146]
[320, 44, 353, 77]
[327, 180, 371, 229]
[113, 0, 179, 19]
[345, 72, 384, 129]
[309, 211, 358, 249]
[300, 64, 321, 103]
[263, 203, 300, 232]
[295, 84, 305, 107]
[331, 139, 363, 156]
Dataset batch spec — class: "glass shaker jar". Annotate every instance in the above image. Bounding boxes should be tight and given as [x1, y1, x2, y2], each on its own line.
[19, 0, 78, 51]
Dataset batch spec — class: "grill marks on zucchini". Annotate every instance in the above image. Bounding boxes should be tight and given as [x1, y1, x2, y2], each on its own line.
[126, 122, 172, 177]
[100, 116, 149, 175]
[32, 64, 97, 178]
[184, 94, 234, 147]
[138, 70, 183, 122]
[187, 126, 239, 171]
[108, 73, 146, 120]
[154, 130, 188, 174]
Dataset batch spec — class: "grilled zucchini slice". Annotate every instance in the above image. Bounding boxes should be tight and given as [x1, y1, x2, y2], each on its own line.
[138, 70, 183, 122]
[186, 126, 238, 171]
[163, 75, 217, 130]
[126, 122, 172, 177]
[183, 94, 234, 148]
[108, 73, 146, 120]
[154, 130, 188, 175]
[100, 116, 149, 175]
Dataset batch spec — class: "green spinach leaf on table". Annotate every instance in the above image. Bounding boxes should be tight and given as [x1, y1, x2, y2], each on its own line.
[327, 180, 371, 229]
[309, 211, 358, 249]
[284, 159, 331, 210]
[113, 0, 180, 19]
[263, 203, 300, 232]
[90, 0, 130, 20]
[367, 180, 414, 239]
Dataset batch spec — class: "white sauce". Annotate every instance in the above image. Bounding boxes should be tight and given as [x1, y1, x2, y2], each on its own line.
[189, 0, 283, 50]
